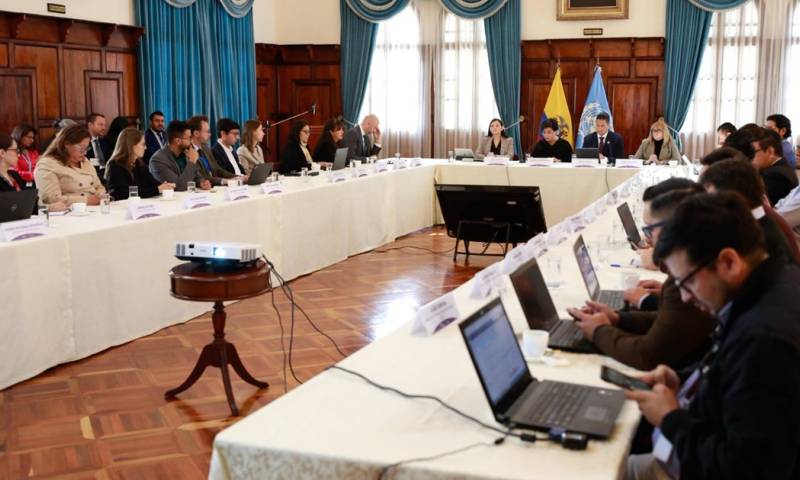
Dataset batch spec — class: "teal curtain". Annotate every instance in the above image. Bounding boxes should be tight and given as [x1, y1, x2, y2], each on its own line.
[340, 1, 380, 123]
[484, 0, 520, 155]
[441, 0, 507, 18]
[687, 0, 748, 10]
[162, 0, 254, 17]
[343, 0, 411, 21]
[136, 0, 256, 129]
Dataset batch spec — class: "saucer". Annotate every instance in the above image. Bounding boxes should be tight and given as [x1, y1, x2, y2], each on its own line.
[160, 196, 177, 201]
[70, 210, 91, 217]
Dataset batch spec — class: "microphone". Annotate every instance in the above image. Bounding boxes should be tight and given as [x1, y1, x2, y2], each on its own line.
[311, 103, 317, 116]
[504, 115, 527, 130]
[337, 115, 357, 127]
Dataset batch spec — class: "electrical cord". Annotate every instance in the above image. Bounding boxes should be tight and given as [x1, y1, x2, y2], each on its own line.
[266, 267, 303, 387]
[377, 439, 502, 480]
[371, 245, 455, 255]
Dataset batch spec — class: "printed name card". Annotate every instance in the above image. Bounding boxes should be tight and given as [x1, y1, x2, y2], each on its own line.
[581, 204, 597, 224]
[355, 165, 370, 177]
[616, 158, 644, 168]
[0, 217, 47, 242]
[409, 157, 423, 167]
[524, 233, 547, 257]
[546, 224, 569, 246]
[502, 244, 532, 274]
[126, 202, 160, 220]
[183, 193, 212, 210]
[261, 181, 283, 195]
[393, 158, 407, 170]
[566, 215, 585, 233]
[225, 185, 251, 201]
[470, 261, 504, 299]
[527, 157, 554, 167]
[329, 170, 349, 183]
[375, 160, 390, 173]
[411, 292, 461, 336]
[573, 158, 598, 168]
[485, 156, 510, 166]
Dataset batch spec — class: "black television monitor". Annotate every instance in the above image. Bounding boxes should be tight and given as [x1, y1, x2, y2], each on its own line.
[435, 184, 547, 247]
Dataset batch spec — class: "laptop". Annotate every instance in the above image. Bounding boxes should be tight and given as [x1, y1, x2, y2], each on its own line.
[247, 163, 272, 185]
[510, 257, 596, 353]
[0, 189, 38, 223]
[572, 235, 626, 310]
[576, 148, 599, 159]
[616, 203, 644, 250]
[454, 148, 475, 162]
[459, 297, 624, 438]
[333, 147, 348, 170]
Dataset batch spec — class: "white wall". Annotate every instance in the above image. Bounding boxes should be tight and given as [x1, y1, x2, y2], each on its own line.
[253, 0, 339, 44]
[522, 0, 666, 39]
[1, 0, 135, 25]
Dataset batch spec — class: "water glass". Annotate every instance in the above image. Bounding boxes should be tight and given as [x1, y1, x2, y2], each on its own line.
[128, 186, 139, 199]
[228, 178, 240, 187]
[186, 181, 196, 193]
[301, 167, 308, 180]
[545, 256, 563, 288]
[100, 194, 111, 214]
[394, 152, 401, 162]
[447, 150, 454, 163]
[271, 172, 279, 183]
[38, 205, 49, 227]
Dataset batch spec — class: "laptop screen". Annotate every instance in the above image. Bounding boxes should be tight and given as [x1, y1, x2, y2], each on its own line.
[461, 298, 530, 407]
[509, 257, 559, 330]
[573, 235, 600, 300]
[616, 203, 642, 247]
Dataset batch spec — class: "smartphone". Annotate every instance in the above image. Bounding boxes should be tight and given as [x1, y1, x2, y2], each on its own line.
[600, 366, 651, 391]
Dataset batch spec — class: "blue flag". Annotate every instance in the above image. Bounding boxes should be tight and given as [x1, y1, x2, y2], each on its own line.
[576, 66, 613, 148]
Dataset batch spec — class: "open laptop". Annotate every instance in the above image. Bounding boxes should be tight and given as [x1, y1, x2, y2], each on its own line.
[247, 163, 272, 185]
[573, 235, 626, 310]
[454, 148, 475, 162]
[0, 189, 38, 223]
[333, 147, 348, 170]
[576, 148, 599, 159]
[459, 297, 624, 438]
[510, 257, 596, 353]
[616, 202, 644, 250]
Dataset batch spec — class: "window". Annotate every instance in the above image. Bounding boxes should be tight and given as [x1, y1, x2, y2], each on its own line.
[783, 3, 800, 135]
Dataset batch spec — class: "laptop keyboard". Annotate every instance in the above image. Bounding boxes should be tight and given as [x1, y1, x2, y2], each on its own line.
[599, 290, 625, 311]
[550, 322, 584, 346]
[525, 382, 591, 427]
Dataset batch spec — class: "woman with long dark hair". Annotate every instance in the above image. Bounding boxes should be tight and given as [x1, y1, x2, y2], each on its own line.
[105, 127, 174, 200]
[279, 120, 313, 174]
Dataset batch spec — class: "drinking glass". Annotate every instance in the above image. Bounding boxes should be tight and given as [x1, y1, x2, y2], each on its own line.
[100, 194, 111, 214]
[186, 181, 196, 193]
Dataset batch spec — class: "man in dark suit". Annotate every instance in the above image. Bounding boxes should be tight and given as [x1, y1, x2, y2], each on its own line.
[143, 111, 166, 165]
[342, 114, 382, 163]
[752, 128, 798, 205]
[149, 120, 210, 191]
[581, 112, 624, 161]
[212, 118, 248, 180]
[85, 112, 108, 169]
[187, 115, 235, 186]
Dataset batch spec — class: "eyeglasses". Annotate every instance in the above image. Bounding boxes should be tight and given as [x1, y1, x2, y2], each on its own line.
[71, 144, 90, 153]
[642, 220, 667, 239]
[651, 129, 663, 133]
[673, 256, 716, 293]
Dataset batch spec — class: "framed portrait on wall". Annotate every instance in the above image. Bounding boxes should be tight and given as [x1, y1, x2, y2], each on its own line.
[557, 0, 629, 21]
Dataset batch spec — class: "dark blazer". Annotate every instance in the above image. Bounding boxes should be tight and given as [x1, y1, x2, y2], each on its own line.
[0, 170, 26, 192]
[85, 136, 110, 166]
[582, 131, 625, 159]
[143, 129, 166, 165]
[592, 275, 715, 371]
[313, 136, 341, 163]
[660, 258, 800, 479]
[212, 141, 245, 176]
[342, 125, 381, 162]
[148, 145, 201, 191]
[531, 138, 573, 163]
[194, 143, 234, 186]
[105, 160, 161, 201]
[761, 158, 798, 206]
[279, 141, 311, 174]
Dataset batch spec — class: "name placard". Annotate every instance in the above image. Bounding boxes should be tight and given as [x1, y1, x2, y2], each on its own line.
[225, 185, 251, 201]
[485, 156, 510, 166]
[470, 261, 504, 299]
[411, 293, 461, 336]
[524, 233, 547, 257]
[261, 181, 283, 195]
[527, 157, 554, 167]
[409, 157, 423, 167]
[566, 215, 585, 233]
[355, 165, 369, 177]
[393, 158, 407, 170]
[573, 158, 598, 168]
[375, 160, 390, 173]
[0, 217, 47, 242]
[183, 193, 212, 209]
[126, 202, 161, 220]
[616, 158, 644, 168]
[329, 171, 349, 183]
[502, 244, 532, 274]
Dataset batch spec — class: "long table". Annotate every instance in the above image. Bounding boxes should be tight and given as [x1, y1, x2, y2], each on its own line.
[0, 160, 641, 390]
[208, 167, 677, 479]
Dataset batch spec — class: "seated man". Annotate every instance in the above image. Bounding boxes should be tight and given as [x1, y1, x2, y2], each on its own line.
[212, 118, 247, 180]
[765, 113, 795, 169]
[752, 128, 798, 206]
[149, 120, 210, 191]
[143, 110, 166, 165]
[343, 114, 382, 163]
[567, 183, 714, 372]
[581, 112, 624, 161]
[187, 115, 236, 186]
[625, 192, 800, 480]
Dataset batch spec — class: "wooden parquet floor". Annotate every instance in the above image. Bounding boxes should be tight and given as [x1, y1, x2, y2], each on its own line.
[0, 226, 502, 479]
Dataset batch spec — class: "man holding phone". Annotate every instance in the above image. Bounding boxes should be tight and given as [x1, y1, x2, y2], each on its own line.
[624, 193, 800, 480]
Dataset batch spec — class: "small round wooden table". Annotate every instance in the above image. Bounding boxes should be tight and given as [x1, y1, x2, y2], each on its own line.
[165, 260, 271, 416]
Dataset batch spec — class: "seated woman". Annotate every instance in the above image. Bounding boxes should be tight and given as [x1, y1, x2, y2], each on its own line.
[531, 118, 573, 163]
[313, 117, 345, 166]
[475, 118, 514, 160]
[0, 133, 27, 192]
[12, 124, 39, 186]
[633, 118, 681, 164]
[34, 124, 106, 207]
[103, 116, 131, 159]
[105, 127, 174, 201]
[279, 120, 313, 174]
[237, 120, 266, 175]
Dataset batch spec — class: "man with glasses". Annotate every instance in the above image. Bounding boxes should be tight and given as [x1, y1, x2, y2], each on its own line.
[624, 192, 800, 480]
[567, 182, 714, 372]
[149, 120, 210, 191]
[751, 128, 797, 206]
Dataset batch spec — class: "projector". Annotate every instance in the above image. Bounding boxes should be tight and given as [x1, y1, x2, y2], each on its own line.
[175, 241, 261, 267]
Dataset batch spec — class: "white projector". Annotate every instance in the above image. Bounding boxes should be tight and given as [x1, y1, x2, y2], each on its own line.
[175, 241, 261, 266]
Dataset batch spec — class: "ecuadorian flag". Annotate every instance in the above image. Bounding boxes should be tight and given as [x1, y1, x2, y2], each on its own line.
[539, 67, 574, 148]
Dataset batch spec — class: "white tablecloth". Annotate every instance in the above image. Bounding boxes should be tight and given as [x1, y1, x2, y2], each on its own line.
[208, 167, 676, 480]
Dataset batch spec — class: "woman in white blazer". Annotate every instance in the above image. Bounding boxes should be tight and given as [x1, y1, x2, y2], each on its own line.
[474, 118, 515, 160]
[34, 124, 105, 207]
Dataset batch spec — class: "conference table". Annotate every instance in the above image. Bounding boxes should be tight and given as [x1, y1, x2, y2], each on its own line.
[208, 166, 686, 479]
[0, 160, 642, 391]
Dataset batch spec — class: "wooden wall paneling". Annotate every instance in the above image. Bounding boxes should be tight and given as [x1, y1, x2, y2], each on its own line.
[609, 80, 657, 151]
[13, 45, 60, 122]
[85, 72, 124, 120]
[62, 49, 102, 120]
[106, 52, 140, 120]
[0, 69, 36, 134]
[0, 42, 7, 66]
